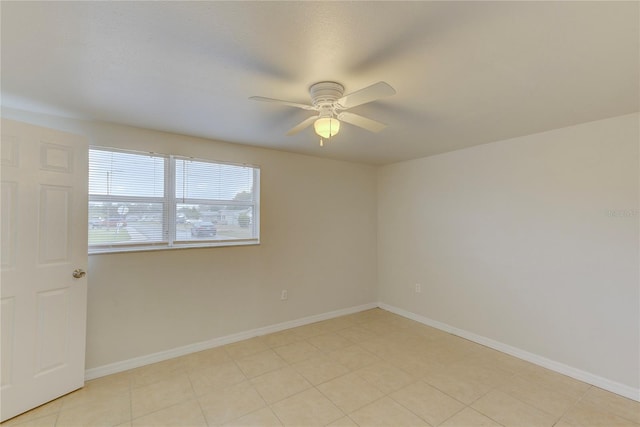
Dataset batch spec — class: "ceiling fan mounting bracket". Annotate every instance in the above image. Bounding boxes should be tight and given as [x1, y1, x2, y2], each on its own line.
[309, 81, 344, 110]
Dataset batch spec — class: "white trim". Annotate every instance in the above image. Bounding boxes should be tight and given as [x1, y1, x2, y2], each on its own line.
[378, 302, 640, 402]
[84, 302, 377, 380]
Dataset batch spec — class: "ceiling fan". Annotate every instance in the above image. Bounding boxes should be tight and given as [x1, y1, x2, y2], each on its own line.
[249, 81, 396, 145]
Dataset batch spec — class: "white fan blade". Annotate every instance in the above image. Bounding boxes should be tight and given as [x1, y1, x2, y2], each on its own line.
[336, 81, 396, 109]
[249, 96, 316, 111]
[338, 112, 387, 133]
[286, 116, 317, 135]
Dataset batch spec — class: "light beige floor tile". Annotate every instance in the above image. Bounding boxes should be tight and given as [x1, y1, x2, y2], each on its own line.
[87, 371, 132, 392]
[581, 387, 640, 424]
[10, 309, 635, 427]
[188, 360, 246, 396]
[60, 375, 131, 410]
[560, 400, 640, 426]
[131, 373, 195, 419]
[1, 413, 58, 427]
[129, 357, 186, 389]
[310, 317, 354, 333]
[384, 331, 429, 350]
[223, 406, 283, 427]
[131, 399, 206, 427]
[386, 316, 422, 330]
[293, 355, 350, 386]
[288, 323, 326, 339]
[262, 330, 303, 348]
[471, 390, 556, 427]
[236, 349, 288, 378]
[439, 407, 502, 426]
[356, 362, 415, 394]
[388, 352, 447, 378]
[518, 365, 590, 400]
[439, 335, 486, 357]
[445, 362, 513, 394]
[306, 333, 352, 352]
[358, 337, 402, 360]
[397, 323, 436, 338]
[463, 345, 503, 361]
[359, 320, 403, 336]
[199, 381, 266, 425]
[225, 337, 270, 359]
[450, 355, 504, 374]
[59, 387, 131, 415]
[472, 350, 534, 375]
[420, 345, 473, 366]
[317, 372, 385, 414]
[273, 341, 320, 364]
[407, 337, 448, 354]
[390, 380, 465, 426]
[498, 373, 580, 417]
[250, 367, 311, 404]
[325, 416, 359, 427]
[423, 366, 494, 405]
[349, 396, 429, 426]
[271, 388, 344, 427]
[391, 335, 432, 354]
[56, 394, 131, 427]
[313, 317, 356, 332]
[411, 325, 451, 342]
[326, 345, 381, 371]
[1, 399, 62, 426]
[182, 347, 231, 372]
[336, 326, 378, 343]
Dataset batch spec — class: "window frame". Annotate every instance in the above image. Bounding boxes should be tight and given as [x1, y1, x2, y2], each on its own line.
[88, 146, 260, 254]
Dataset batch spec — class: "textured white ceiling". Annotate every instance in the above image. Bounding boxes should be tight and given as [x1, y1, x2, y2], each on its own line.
[2, 1, 638, 164]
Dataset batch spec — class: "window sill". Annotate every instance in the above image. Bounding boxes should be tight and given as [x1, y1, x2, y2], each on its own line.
[89, 239, 260, 255]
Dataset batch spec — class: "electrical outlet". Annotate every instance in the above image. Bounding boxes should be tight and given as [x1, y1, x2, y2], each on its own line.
[415, 283, 422, 293]
[280, 289, 288, 300]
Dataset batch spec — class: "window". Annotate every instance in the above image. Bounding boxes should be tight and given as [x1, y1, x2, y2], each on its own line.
[89, 147, 259, 253]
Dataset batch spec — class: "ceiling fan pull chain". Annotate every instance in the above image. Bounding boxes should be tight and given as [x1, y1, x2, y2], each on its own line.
[320, 138, 324, 147]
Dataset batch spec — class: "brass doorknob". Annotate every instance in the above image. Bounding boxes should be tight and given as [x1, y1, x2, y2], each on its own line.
[72, 269, 86, 279]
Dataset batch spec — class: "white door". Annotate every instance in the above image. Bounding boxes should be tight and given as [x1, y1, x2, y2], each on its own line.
[1, 119, 88, 422]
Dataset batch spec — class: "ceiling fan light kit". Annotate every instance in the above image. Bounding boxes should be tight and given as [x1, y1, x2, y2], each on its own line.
[250, 80, 396, 145]
[314, 117, 340, 139]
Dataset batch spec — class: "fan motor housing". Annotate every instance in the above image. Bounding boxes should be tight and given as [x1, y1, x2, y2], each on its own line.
[309, 82, 344, 108]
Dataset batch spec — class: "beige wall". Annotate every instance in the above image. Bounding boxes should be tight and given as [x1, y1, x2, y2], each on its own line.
[2, 109, 378, 369]
[5, 108, 639, 394]
[378, 113, 639, 390]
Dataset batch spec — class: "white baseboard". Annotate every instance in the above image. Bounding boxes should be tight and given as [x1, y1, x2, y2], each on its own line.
[85, 302, 378, 381]
[378, 302, 640, 402]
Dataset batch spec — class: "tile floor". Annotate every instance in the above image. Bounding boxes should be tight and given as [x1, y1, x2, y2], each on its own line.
[2, 309, 639, 427]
